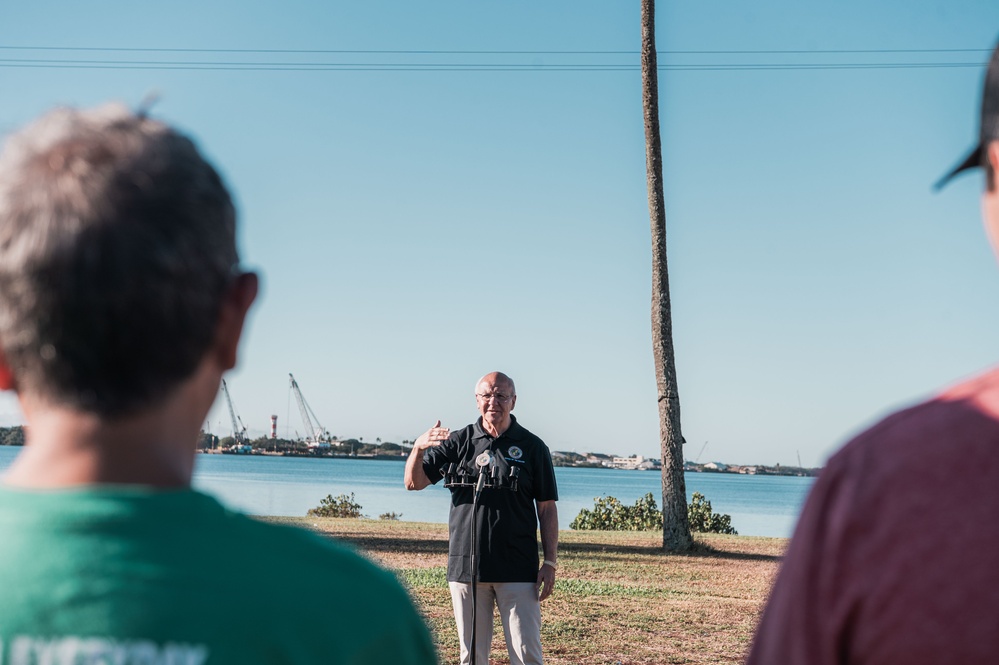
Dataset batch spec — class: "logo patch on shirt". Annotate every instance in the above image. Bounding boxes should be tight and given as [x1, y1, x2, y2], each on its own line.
[507, 445, 523, 460]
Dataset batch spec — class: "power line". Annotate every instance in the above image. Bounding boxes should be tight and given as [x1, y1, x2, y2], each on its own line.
[0, 45, 992, 55]
[661, 48, 991, 55]
[0, 63, 633, 72]
[0, 45, 989, 73]
[0, 46, 637, 55]
[0, 59, 986, 72]
[0, 57, 633, 69]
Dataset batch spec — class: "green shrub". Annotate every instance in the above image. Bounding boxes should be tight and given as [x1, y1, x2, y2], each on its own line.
[379, 511, 402, 521]
[687, 492, 737, 534]
[570, 491, 737, 534]
[307, 493, 363, 518]
[570, 493, 663, 531]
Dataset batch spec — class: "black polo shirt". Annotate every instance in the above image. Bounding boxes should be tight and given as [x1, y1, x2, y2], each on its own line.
[422, 415, 558, 583]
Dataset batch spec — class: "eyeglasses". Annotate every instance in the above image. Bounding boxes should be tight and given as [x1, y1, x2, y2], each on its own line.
[476, 393, 513, 404]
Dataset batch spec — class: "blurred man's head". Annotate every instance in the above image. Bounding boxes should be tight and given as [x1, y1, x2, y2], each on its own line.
[936, 42, 999, 261]
[0, 103, 246, 418]
[939, 43, 999, 192]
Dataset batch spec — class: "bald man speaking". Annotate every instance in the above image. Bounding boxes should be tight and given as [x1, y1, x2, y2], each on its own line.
[404, 372, 559, 665]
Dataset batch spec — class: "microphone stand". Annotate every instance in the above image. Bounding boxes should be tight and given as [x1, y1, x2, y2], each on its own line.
[469, 467, 487, 665]
[443, 452, 515, 665]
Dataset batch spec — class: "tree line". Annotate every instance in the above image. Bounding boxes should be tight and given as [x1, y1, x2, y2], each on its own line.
[2, 427, 407, 456]
[198, 431, 407, 457]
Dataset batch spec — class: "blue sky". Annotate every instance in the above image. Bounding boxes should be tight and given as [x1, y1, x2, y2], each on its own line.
[1, 1, 998, 467]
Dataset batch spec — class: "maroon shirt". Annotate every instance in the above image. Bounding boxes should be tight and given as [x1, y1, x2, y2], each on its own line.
[747, 367, 999, 665]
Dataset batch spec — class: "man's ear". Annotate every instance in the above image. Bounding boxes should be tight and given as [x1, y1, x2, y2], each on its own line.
[0, 346, 15, 391]
[214, 272, 259, 371]
[988, 141, 999, 188]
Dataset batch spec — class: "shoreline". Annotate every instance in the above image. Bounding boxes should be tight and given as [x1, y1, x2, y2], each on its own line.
[192, 448, 819, 476]
[0, 441, 819, 477]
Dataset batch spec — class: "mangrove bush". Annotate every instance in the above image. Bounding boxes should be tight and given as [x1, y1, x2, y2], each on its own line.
[571, 491, 737, 534]
[307, 493, 364, 518]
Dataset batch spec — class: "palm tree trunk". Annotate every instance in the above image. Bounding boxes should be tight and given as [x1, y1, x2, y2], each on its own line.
[641, 0, 692, 552]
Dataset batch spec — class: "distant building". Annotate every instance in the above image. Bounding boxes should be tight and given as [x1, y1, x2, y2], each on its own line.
[586, 453, 613, 466]
[611, 455, 644, 470]
[703, 461, 728, 472]
[307, 441, 332, 450]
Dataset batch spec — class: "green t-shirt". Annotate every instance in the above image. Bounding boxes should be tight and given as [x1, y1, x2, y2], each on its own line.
[0, 486, 436, 665]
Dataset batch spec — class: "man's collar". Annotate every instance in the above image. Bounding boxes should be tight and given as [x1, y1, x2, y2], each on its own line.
[473, 414, 522, 440]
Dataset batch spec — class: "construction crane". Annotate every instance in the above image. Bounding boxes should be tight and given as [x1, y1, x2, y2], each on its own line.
[289, 373, 331, 448]
[694, 441, 709, 464]
[220, 379, 251, 453]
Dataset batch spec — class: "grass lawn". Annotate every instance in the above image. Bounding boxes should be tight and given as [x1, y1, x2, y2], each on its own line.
[277, 518, 786, 665]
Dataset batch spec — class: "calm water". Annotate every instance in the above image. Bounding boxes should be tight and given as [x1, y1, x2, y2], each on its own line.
[0, 447, 814, 537]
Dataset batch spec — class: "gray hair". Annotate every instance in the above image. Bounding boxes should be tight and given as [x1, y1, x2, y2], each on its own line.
[0, 103, 238, 416]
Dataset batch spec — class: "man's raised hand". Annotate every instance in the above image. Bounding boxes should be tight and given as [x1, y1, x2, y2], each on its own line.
[414, 420, 450, 450]
[405, 420, 449, 491]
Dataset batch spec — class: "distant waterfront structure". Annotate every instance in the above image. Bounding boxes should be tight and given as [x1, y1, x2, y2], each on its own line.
[610, 455, 659, 470]
[270, 414, 278, 439]
[288, 373, 332, 449]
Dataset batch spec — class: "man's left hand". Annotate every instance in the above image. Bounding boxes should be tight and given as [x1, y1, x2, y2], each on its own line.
[536, 563, 556, 601]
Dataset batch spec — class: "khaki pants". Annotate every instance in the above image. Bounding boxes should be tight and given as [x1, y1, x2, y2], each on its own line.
[448, 581, 543, 665]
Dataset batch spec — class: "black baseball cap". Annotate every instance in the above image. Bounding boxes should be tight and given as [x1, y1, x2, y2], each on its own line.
[936, 41, 999, 189]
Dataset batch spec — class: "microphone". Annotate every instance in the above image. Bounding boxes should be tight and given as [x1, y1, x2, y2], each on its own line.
[475, 451, 492, 494]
